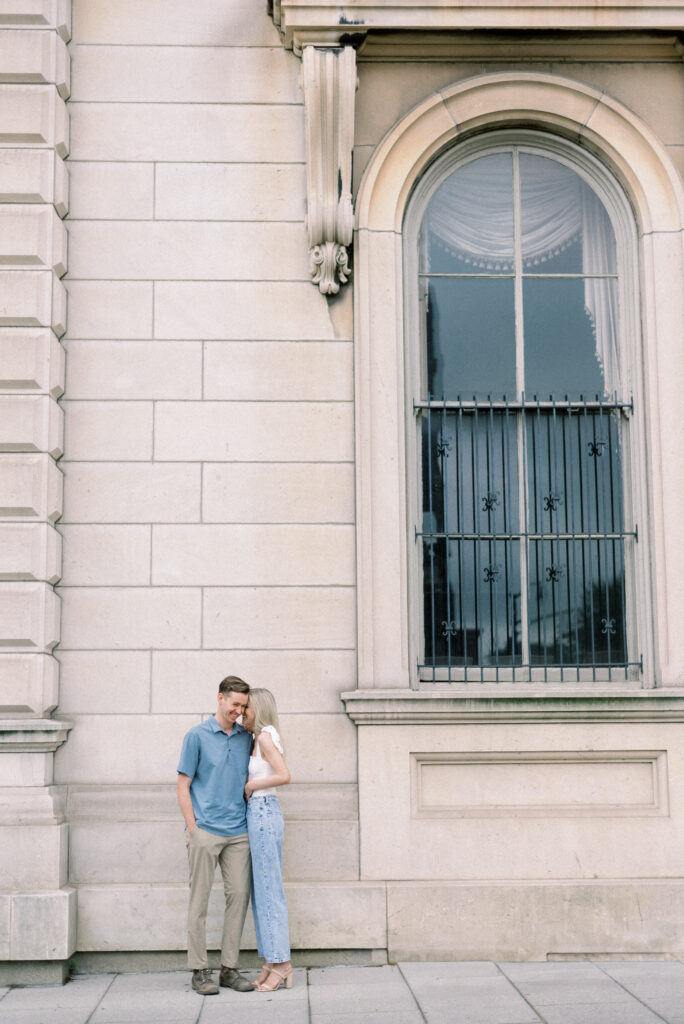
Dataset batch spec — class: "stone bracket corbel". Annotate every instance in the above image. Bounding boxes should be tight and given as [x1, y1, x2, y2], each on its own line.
[302, 45, 357, 295]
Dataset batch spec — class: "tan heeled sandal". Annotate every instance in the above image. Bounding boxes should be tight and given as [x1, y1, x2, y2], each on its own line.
[256, 965, 293, 992]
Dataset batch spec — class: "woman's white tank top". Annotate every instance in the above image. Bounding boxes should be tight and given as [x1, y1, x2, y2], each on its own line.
[248, 725, 283, 797]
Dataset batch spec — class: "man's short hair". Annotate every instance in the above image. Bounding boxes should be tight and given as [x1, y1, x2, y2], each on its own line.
[218, 675, 250, 696]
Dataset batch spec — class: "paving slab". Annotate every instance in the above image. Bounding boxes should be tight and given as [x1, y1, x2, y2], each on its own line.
[404, 973, 542, 1024]
[0, 974, 114, 1010]
[308, 967, 417, 1017]
[539, 1002, 666, 1024]
[599, 962, 684, 1023]
[0, 1011, 99, 1024]
[498, 962, 633, 1005]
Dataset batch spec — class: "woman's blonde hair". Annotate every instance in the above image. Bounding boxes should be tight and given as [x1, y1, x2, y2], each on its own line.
[249, 688, 281, 742]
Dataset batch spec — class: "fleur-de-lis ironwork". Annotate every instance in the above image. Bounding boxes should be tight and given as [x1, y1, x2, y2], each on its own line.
[441, 620, 458, 638]
[544, 493, 562, 512]
[483, 565, 500, 583]
[482, 491, 499, 512]
[436, 435, 451, 458]
[546, 564, 564, 583]
[588, 440, 608, 457]
[601, 617, 616, 636]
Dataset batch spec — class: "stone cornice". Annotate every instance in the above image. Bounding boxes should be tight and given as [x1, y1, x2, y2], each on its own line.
[0, 717, 71, 752]
[271, 1, 684, 51]
[341, 689, 684, 724]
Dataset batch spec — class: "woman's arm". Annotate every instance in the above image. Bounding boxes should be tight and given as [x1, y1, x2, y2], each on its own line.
[244, 731, 290, 798]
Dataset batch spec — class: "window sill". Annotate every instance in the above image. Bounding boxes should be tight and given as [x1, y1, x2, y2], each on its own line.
[340, 688, 684, 724]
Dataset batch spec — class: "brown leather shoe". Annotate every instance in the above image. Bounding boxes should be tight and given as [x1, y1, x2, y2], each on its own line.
[191, 969, 219, 995]
[219, 966, 255, 992]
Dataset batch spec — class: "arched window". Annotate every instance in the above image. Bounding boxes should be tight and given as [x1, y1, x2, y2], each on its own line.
[409, 132, 641, 682]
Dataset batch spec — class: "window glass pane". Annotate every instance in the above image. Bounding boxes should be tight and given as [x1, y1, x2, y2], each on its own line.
[523, 278, 618, 399]
[421, 153, 514, 274]
[423, 539, 521, 668]
[426, 278, 516, 399]
[528, 539, 626, 667]
[520, 154, 617, 275]
[525, 407, 625, 539]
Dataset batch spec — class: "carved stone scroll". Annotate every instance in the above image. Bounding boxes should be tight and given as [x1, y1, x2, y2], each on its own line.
[302, 45, 356, 295]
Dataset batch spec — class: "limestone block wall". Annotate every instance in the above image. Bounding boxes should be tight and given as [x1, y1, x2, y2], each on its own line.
[54, 0, 369, 959]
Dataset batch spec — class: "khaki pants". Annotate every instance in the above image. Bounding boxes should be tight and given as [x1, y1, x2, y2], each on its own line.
[185, 826, 251, 970]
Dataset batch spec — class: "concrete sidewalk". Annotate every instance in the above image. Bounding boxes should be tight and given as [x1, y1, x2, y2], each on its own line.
[1, 961, 684, 1024]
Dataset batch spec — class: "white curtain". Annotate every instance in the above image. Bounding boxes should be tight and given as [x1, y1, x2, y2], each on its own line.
[425, 155, 619, 392]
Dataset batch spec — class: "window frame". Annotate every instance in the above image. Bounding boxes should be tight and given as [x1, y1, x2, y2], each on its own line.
[403, 129, 648, 687]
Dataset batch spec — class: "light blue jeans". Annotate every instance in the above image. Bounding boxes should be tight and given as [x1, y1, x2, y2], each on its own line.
[247, 794, 290, 963]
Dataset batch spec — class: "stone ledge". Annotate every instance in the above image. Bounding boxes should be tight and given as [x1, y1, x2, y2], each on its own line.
[0, 717, 70, 751]
[341, 689, 684, 724]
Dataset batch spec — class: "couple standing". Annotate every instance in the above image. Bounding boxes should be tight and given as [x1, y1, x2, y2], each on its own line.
[176, 676, 292, 996]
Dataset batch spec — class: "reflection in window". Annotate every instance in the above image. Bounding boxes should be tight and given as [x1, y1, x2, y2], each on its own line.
[417, 147, 638, 681]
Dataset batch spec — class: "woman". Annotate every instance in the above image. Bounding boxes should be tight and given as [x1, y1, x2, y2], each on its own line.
[242, 688, 292, 992]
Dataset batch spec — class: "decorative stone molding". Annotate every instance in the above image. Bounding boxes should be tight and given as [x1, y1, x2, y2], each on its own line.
[302, 45, 356, 295]
[342, 689, 684, 725]
[271, 1, 684, 51]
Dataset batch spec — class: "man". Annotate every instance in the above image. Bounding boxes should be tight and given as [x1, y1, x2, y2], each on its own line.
[177, 676, 254, 996]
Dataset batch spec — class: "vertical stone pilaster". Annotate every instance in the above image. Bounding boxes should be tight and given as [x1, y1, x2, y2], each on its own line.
[0, 0, 73, 984]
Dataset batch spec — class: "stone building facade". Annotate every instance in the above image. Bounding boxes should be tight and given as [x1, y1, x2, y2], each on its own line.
[2, 0, 684, 983]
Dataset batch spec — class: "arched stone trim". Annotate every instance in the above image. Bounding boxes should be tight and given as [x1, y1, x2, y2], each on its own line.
[352, 71, 684, 691]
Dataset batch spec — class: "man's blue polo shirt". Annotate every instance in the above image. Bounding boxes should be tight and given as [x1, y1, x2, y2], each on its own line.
[177, 715, 251, 837]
